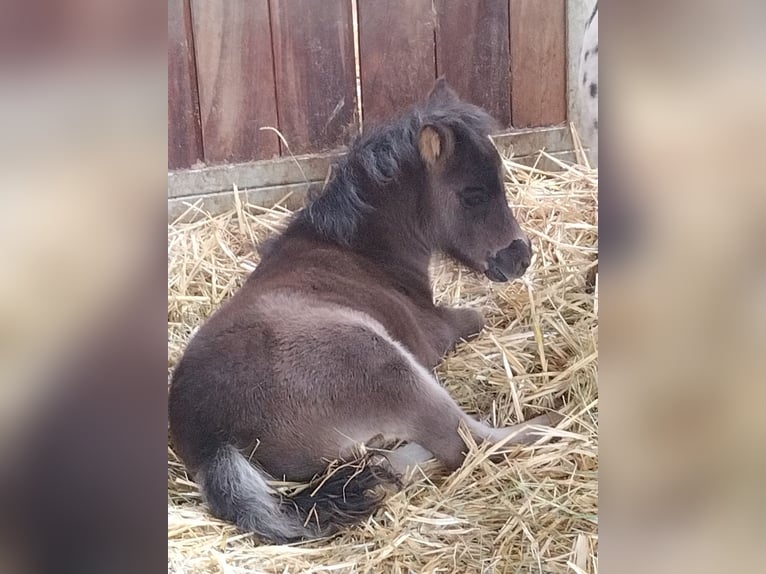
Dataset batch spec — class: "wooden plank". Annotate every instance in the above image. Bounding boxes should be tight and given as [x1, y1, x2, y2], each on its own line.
[493, 125, 573, 157]
[168, 182, 322, 223]
[510, 0, 567, 128]
[168, 125, 572, 197]
[190, 0, 279, 164]
[270, 0, 357, 155]
[358, 0, 436, 126]
[168, 150, 580, 222]
[168, 149, 344, 198]
[435, 0, 511, 127]
[168, 0, 203, 170]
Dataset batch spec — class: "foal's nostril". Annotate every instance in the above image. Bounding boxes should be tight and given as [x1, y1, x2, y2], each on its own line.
[487, 239, 532, 281]
[508, 239, 531, 273]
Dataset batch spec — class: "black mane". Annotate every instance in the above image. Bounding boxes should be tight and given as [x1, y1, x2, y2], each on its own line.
[295, 99, 497, 246]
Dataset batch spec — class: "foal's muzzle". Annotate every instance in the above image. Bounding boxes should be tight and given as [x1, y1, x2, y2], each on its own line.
[484, 239, 532, 282]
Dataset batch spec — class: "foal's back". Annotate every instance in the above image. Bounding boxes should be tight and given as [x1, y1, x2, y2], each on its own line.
[245, 230, 456, 366]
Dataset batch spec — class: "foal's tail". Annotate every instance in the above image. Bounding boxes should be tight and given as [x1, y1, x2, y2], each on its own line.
[197, 445, 401, 543]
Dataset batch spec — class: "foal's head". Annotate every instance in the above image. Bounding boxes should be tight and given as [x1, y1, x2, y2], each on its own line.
[419, 79, 531, 282]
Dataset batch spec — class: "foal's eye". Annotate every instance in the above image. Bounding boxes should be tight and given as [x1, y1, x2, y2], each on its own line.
[459, 187, 488, 209]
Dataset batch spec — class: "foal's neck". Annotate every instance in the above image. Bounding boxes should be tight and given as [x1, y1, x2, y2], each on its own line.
[354, 183, 435, 294]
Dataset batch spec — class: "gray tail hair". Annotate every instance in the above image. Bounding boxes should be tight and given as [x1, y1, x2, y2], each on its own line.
[198, 445, 402, 544]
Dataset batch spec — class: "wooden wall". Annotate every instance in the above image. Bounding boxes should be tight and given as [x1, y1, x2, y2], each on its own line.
[169, 0, 568, 171]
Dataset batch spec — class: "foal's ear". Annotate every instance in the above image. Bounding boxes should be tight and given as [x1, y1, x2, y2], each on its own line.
[427, 77, 460, 106]
[418, 123, 454, 167]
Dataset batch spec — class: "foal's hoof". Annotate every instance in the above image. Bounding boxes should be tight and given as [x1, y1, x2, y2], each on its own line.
[445, 307, 485, 339]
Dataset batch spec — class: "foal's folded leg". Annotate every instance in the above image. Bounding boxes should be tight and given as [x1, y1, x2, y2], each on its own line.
[373, 407, 560, 478]
[361, 342, 561, 471]
[316, 317, 560, 475]
[402, 377, 561, 471]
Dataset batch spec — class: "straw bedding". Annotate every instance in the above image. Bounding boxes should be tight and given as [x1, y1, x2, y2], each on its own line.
[167, 152, 598, 574]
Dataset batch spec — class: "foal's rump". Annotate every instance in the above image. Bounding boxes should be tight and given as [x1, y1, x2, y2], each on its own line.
[171, 291, 412, 476]
[169, 291, 415, 541]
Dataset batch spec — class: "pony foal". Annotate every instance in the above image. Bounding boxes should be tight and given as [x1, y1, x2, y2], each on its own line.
[169, 79, 560, 542]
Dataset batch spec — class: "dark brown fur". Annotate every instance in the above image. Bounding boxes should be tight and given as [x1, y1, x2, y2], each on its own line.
[168, 79, 558, 543]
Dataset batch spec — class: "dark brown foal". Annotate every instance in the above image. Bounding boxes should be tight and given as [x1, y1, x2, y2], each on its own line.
[168, 79, 560, 543]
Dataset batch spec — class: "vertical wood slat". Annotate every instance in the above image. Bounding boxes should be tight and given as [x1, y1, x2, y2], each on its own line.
[510, 0, 567, 128]
[191, 0, 279, 164]
[169, 0, 571, 171]
[270, 0, 357, 155]
[168, 0, 203, 170]
[435, 0, 511, 128]
[358, 0, 436, 126]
